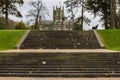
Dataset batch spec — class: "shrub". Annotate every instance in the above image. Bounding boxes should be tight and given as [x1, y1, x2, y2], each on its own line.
[0, 18, 5, 29]
[0, 17, 16, 29]
[15, 21, 29, 30]
[0, 23, 5, 29]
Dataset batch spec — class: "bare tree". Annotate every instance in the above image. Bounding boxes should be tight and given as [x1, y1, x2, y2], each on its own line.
[64, 0, 76, 30]
[64, 0, 89, 30]
[26, 0, 49, 30]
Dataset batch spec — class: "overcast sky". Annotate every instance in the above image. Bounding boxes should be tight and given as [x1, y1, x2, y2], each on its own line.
[9, 0, 104, 30]
[10, 0, 66, 21]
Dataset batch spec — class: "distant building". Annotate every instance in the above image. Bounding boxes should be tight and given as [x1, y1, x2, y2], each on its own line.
[40, 6, 73, 30]
[40, 20, 53, 30]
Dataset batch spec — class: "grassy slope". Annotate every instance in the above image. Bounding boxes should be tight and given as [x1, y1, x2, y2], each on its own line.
[0, 30, 26, 50]
[97, 30, 120, 50]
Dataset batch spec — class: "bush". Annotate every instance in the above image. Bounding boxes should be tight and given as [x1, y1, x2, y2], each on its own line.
[0, 16, 16, 29]
[0, 19, 5, 29]
[0, 23, 5, 29]
[15, 21, 29, 30]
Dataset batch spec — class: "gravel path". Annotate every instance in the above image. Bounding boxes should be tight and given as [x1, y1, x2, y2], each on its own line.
[0, 77, 120, 80]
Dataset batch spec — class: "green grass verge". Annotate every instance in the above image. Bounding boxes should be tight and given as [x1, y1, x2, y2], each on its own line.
[0, 30, 27, 51]
[97, 30, 120, 51]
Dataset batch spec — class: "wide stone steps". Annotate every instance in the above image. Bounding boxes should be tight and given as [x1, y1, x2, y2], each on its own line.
[0, 53, 120, 77]
[0, 71, 120, 77]
[20, 31, 101, 49]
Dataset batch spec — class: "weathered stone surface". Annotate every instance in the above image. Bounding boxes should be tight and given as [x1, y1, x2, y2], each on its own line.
[0, 53, 120, 77]
[20, 30, 102, 49]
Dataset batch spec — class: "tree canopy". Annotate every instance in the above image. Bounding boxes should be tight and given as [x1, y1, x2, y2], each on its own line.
[65, 0, 120, 29]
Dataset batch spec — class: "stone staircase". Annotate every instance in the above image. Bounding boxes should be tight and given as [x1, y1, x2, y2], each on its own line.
[20, 30, 102, 49]
[1, 30, 118, 78]
[0, 52, 120, 77]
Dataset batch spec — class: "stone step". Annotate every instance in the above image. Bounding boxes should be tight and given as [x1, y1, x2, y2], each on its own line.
[0, 52, 120, 77]
[0, 72, 120, 77]
[20, 31, 101, 49]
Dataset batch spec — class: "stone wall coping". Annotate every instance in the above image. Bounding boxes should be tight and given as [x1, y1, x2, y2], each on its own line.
[15, 30, 30, 49]
[93, 30, 105, 48]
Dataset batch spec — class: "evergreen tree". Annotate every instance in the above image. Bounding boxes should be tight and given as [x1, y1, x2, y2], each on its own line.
[0, 0, 24, 29]
[86, 0, 120, 29]
[86, 0, 111, 29]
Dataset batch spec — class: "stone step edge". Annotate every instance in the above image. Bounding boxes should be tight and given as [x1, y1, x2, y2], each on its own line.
[0, 77, 119, 80]
[0, 49, 119, 53]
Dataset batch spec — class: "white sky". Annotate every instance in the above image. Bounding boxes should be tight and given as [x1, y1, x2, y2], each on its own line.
[9, 0, 104, 30]
[10, 0, 66, 21]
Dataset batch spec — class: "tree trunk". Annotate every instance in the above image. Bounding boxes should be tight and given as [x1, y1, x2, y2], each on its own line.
[81, 0, 84, 30]
[34, 9, 40, 30]
[110, 0, 116, 29]
[71, 6, 75, 30]
[5, 0, 9, 29]
[104, 14, 108, 29]
[35, 17, 38, 30]
[34, 13, 39, 30]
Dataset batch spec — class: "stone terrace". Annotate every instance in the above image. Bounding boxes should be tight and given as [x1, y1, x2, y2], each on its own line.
[0, 30, 120, 78]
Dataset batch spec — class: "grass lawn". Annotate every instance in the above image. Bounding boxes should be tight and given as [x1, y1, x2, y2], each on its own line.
[0, 30, 26, 51]
[97, 30, 120, 51]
